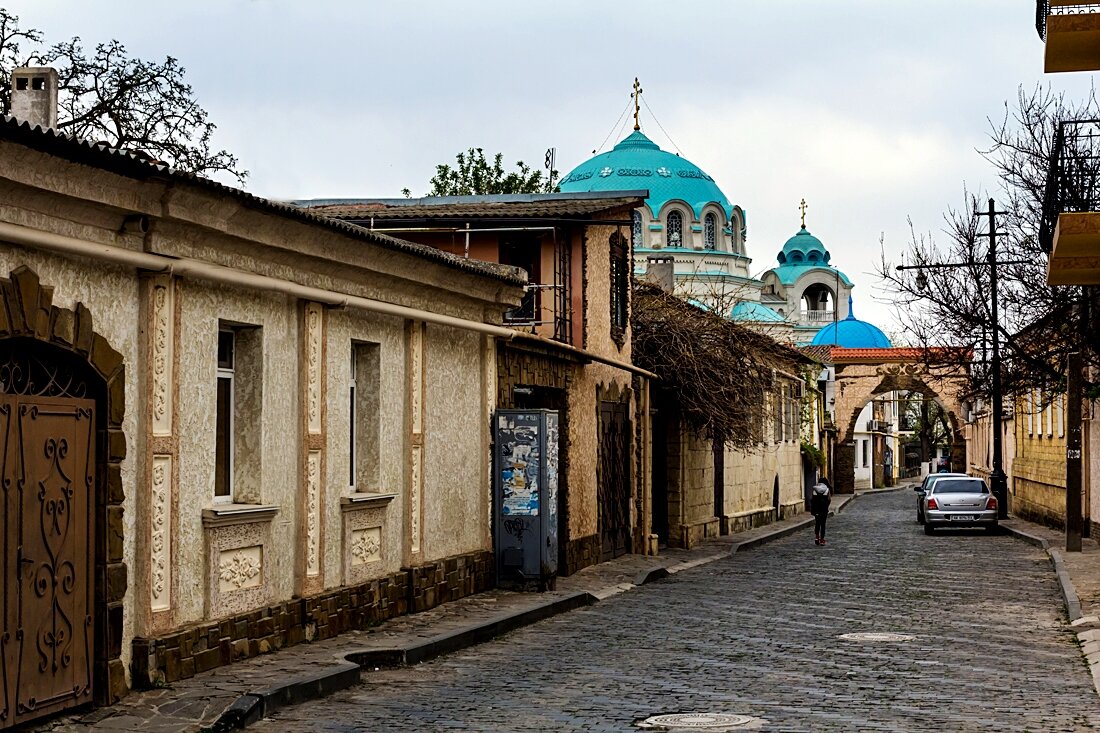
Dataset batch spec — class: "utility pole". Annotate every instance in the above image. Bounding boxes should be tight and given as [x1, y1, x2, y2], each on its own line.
[1067, 350, 1083, 552]
[979, 198, 1010, 520]
[895, 198, 1024, 517]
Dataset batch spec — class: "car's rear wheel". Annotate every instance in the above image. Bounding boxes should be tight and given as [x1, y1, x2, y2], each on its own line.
[986, 523, 999, 534]
[917, 510, 925, 525]
[924, 523, 935, 535]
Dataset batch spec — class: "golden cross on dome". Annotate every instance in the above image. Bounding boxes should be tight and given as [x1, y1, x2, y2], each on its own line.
[799, 198, 808, 228]
[632, 77, 643, 131]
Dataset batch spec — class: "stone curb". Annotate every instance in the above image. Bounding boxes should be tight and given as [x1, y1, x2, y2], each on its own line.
[1000, 522, 1100, 698]
[206, 591, 596, 731]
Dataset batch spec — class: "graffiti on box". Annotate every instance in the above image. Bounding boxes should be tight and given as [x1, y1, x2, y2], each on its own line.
[498, 412, 541, 516]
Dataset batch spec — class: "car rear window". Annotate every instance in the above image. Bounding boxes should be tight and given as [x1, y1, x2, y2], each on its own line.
[933, 480, 988, 494]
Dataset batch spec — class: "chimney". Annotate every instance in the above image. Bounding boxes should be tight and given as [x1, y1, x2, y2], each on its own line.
[645, 255, 675, 293]
[11, 67, 59, 130]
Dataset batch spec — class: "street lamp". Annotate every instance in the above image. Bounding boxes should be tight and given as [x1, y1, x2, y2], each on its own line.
[895, 199, 1029, 520]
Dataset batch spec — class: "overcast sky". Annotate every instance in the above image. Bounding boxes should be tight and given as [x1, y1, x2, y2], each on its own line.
[12, 1, 1097, 335]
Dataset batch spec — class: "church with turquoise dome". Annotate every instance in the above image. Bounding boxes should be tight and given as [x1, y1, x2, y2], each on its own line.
[558, 105, 885, 348]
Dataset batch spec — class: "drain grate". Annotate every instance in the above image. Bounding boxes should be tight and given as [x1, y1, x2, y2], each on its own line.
[636, 712, 762, 730]
[838, 632, 915, 642]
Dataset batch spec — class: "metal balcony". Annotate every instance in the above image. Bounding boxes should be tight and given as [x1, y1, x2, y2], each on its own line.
[1037, 1, 1100, 72]
[1039, 118, 1100, 284]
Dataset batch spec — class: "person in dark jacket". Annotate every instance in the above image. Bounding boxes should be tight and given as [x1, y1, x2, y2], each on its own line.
[810, 478, 832, 545]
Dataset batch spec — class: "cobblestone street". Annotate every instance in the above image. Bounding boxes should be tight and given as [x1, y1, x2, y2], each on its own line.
[250, 490, 1100, 732]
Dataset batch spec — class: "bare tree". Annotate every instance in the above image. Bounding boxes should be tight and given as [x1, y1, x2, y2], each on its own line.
[877, 85, 1100, 405]
[0, 8, 246, 184]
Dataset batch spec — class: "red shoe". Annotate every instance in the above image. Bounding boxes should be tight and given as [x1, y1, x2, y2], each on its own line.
[821, 539, 827, 545]
[814, 538, 822, 545]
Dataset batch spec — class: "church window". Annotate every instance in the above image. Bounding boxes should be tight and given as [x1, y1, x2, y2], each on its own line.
[632, 210, 643, 248]
[704, 214, 717, 250]
[609, 231, 629, 345]
[666, 210, 683, 247]
[350, 342, 382, 492]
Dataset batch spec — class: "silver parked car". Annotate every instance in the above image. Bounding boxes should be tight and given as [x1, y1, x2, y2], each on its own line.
[922, 477, 998, 535]
[914, 473, 968, 524]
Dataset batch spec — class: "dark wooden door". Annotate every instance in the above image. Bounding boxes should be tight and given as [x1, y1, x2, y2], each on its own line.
[598, 400, 631, 562]
[1, 394, 95, 727]
[713, 439, 725, 524]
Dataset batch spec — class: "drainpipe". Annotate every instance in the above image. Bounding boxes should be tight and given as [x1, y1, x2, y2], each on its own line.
[0, 221, 519, 340]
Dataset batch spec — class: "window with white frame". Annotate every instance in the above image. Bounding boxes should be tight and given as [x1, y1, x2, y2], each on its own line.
[704, 213, 717, 250]
[1057, 393, 1065, 438]
[214, 329, 234, 502]
[632, 210, 643, 248]
[1044, 385, 1053, 437]
[666, 210, 683, 247]
[1026, 390, 1034, 435]
[861, 439, 869, 468]
[214, 324, 262, 504]
[350, 341, 381, 492]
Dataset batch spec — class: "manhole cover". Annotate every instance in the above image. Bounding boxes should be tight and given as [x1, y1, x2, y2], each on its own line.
[838, 632, 915, 642]
[637, 712, 759, 730]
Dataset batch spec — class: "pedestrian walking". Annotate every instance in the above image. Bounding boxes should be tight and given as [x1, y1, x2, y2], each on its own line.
[810, 477, 832, 546]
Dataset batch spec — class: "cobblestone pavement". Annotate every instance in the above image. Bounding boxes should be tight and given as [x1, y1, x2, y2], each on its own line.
[252, 490, 1100, 732]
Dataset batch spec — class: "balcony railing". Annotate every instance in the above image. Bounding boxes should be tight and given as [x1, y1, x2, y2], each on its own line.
[800, 309, 835, 325]
[1039, 118, 1100, 253]
[1037, 1, 1100, 40]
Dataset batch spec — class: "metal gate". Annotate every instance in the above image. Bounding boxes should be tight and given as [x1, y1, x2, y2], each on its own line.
[0, 393, 95, 726]
[597, 400, 631, 561]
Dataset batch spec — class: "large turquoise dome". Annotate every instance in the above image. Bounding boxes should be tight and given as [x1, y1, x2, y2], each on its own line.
[558, 130, 733, 219]
[810, 297, 892, 348]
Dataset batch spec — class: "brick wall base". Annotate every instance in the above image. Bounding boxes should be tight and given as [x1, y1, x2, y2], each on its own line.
[131, 550, 493, 688]
[561, 533, 600, 576]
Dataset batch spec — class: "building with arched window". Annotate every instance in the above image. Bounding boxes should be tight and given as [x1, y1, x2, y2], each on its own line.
[559, 127, 862, 347]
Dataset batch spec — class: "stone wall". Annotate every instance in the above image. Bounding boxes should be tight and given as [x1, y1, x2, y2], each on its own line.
[131, 549, 492, 687]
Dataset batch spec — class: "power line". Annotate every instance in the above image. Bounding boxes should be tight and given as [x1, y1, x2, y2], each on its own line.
[594, 98, 633, 154]
[641, 96, 684, 156]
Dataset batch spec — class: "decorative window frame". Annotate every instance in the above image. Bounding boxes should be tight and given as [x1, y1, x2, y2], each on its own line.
[609, 230, 630, 348]
[665, 210, 684, 248]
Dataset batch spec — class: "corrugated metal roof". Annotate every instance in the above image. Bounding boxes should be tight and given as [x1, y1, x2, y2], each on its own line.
[294, 193, 646, 221]
[0, 116, 526, 286]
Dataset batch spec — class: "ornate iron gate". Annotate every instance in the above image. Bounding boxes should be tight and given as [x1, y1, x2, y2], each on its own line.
[598, 400, 631, 561]
[0, 346, 96, 727]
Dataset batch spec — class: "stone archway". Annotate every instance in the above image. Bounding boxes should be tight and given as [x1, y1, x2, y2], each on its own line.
[0, 266, 128, 711]
[831, 351, 967, 495]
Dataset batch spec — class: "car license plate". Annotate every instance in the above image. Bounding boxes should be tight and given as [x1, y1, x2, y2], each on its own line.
[950, 515, 974, 521]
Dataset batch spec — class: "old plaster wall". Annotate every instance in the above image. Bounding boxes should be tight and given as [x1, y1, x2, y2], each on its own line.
[321, 308, 406, 586]
[0, 243, 142, 679]
[175, 281, 298, 620]
[421, 324, 489, 560]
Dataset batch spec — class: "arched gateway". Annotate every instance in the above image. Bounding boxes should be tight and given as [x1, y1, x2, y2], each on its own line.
[0, 266, 127, 726]
[831, 347, 968, 494]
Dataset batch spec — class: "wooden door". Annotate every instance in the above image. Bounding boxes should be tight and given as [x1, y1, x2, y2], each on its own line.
[1, 394, 95, 727]
[598, 400, 631, 562]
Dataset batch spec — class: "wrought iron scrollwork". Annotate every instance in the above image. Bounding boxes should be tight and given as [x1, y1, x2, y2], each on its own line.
[0, 345, 89, 398]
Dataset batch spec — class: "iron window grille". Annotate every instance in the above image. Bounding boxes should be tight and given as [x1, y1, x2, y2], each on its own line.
[666, 211, 683, 247]
[704, 213, 717, 250]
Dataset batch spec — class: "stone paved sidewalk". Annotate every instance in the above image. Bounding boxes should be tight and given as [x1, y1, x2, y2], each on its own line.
[31, 488, 872, 733]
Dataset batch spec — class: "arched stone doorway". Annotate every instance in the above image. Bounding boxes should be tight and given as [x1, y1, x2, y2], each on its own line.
[0, 266, 127, 724]
[831, 352, 967, 495]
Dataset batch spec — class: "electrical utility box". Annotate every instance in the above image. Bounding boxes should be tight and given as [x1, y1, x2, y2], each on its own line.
[493, 409, 559, 590]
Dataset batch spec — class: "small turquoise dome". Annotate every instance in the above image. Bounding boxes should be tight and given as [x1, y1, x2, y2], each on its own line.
[558, 130, 733, 219]
[731, 301, 786, 323]
[810, 297, 892, 348]
[778, 227, 830, 265]
[769, 225, 853, 286]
